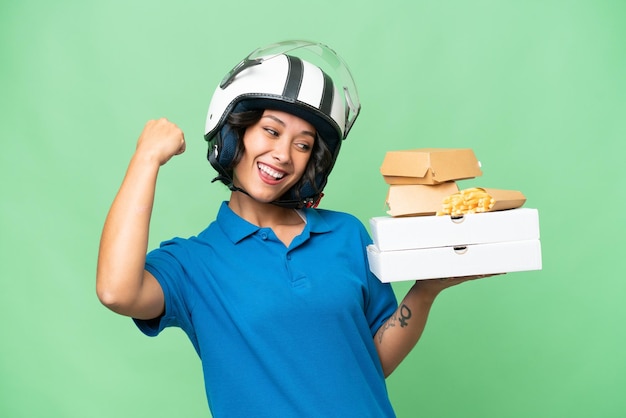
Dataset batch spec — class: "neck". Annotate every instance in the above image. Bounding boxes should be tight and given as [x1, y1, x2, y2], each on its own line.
[228, 190, 302, 228]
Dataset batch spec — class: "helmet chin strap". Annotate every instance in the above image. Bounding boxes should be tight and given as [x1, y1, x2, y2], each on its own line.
[210, 175, 318, 209]
[271, 194, 321, 209]
[211, 174, 250, 198]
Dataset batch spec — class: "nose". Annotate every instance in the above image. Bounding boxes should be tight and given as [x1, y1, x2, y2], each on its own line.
[271, 137, 292, 164]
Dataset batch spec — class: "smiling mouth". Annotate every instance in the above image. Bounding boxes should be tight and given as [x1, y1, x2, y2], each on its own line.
[258, 163, 286, 180]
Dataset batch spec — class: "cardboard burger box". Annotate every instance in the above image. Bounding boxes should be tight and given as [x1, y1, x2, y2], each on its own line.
[380, 148, 483, 185]
[366, 208, 543, 283]
[381, 148, 486, 217]
[386, 182, 459, 217]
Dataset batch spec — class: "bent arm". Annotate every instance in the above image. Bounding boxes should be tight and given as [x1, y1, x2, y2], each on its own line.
[96, 118, 185, 319]
[374, 282, 437, 377]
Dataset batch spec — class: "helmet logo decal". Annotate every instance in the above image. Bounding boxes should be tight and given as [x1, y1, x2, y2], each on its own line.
[282, 56, 304, 100]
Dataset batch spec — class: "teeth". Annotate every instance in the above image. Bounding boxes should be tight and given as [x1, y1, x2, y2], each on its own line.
[259, 163, 284, 179]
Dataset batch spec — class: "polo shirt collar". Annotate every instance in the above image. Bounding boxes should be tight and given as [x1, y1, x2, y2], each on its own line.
[300, 207, 332, 234]
[216, 201, 332, 244]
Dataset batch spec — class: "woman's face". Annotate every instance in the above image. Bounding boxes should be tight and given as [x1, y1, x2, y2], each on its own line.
[232, 109, 316, 204]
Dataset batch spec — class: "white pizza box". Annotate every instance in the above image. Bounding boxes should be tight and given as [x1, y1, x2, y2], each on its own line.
[370, 208, 540, 251]
[367, 239, 542, 283]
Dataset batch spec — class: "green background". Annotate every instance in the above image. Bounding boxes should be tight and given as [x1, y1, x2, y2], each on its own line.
[2, 0, 625, 417]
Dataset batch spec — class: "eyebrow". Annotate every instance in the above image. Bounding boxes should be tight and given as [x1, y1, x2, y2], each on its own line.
[262, 114, 316, 139]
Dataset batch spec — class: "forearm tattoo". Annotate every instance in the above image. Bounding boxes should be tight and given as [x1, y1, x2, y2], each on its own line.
[377, 304, 412, 343]
[399, 304, 412, 327]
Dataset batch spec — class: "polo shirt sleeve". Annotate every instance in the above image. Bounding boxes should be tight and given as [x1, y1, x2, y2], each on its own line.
[357, 219, 398, 335]
[133, 238, 196, 343]
[365, 269, 398, 336]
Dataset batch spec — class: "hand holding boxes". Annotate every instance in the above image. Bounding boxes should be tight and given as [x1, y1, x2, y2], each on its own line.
[367, 148, 542, 283]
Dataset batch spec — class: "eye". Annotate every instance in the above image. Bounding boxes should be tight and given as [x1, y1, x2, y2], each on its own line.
[295, 142, 312, 152]
[264, 127, 279, 137]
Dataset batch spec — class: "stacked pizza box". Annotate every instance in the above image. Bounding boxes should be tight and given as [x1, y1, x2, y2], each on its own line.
[366, 148, 542, 282]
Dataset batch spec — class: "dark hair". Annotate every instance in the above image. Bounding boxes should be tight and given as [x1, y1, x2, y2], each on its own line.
[225, 109, 333, 201]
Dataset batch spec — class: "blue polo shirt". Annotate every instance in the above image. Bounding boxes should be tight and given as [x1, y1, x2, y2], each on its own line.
[135, 201, 398, 418]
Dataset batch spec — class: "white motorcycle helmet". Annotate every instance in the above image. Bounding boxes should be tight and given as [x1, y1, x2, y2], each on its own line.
[204, 40, 361, 208]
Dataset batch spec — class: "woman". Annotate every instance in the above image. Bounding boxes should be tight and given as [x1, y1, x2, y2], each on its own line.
[97, 40, 486, 417]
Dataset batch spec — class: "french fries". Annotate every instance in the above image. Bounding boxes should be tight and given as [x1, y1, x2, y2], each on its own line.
[437, 187, 495, 216]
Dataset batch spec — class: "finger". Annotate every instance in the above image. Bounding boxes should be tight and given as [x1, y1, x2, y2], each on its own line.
[176, 139, 186, 155]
